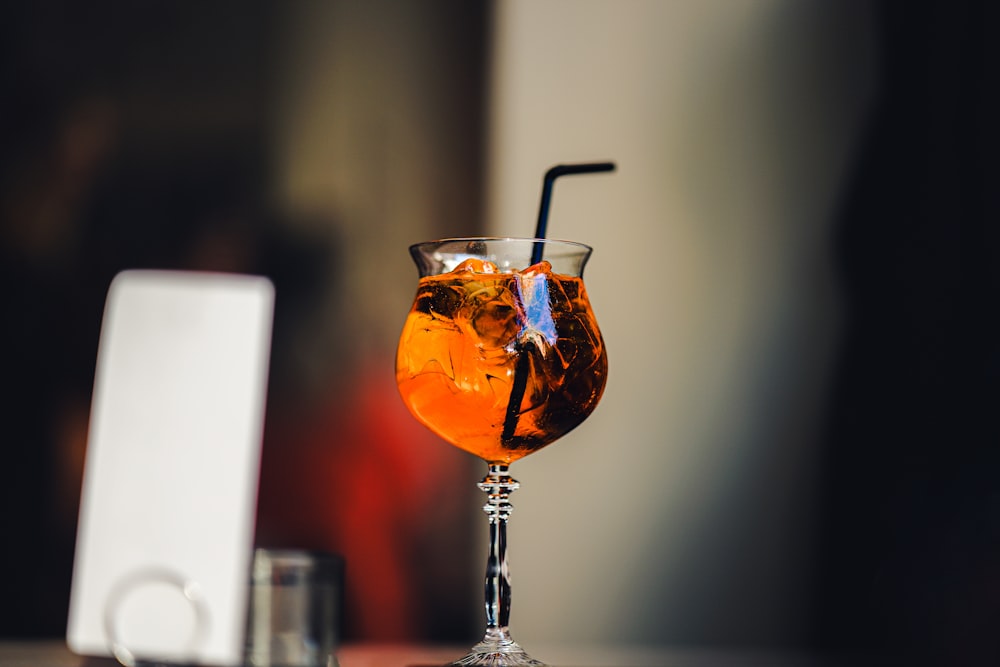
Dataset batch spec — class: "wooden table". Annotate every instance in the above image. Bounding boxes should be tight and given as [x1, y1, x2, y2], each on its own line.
[0, 640, 877, 667]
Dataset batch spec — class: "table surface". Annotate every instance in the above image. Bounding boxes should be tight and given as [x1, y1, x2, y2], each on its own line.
[0, 640, 882, 667]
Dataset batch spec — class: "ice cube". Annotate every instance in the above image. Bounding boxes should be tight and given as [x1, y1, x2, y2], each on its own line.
[519, 260, 552, 277]
[554, 313, 600, 371]
[453, 258, 500, 274]
[413, 282, 463, 320]
[514, 270, 557, 350]
[460, 282, 521, 351]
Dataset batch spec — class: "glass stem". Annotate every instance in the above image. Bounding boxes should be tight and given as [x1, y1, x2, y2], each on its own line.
[479, 463, 519, 638]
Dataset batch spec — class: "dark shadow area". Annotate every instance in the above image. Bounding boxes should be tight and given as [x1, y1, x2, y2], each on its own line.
[0, 0, 485, 643]
[810, 1, 1000, 663]
[0, 0, 285, 638]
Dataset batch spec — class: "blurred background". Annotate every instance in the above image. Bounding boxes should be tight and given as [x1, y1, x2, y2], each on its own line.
[1, 0, 996, 664]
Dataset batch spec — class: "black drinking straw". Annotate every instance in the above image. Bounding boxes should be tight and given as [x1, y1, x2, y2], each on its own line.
[531, 162, 616, 264]
[502, 161, 617, 445]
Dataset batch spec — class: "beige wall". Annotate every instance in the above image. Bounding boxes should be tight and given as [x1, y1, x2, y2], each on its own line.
[486, 0, 874, 646]
[271, 0, 486, 366]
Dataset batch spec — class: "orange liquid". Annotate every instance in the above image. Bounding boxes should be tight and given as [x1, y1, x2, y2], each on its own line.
[396, 259, 607, 464]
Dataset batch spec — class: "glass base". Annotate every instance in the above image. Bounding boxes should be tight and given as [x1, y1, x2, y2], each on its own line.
[448, 629, 547, 667]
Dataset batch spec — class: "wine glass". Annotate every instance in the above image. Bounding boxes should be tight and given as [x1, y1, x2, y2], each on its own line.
[396, 237, 608, 667]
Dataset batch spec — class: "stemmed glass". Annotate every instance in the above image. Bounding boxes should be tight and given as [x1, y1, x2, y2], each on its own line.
[396, 237, 608, 667]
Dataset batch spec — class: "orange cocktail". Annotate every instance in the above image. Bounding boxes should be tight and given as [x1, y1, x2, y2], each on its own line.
[396, 256, 606, 464]
[394, 237, 607, 667]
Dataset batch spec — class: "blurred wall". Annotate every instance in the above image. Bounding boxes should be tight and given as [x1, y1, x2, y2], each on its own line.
[269, 0, 489, 362]
[257, 0, 490, 641]
[485, 0, 874, 647]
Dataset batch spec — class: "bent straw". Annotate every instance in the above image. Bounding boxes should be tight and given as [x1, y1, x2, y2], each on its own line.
[502, 161, 617, 445]
[531, 162, 616, 264]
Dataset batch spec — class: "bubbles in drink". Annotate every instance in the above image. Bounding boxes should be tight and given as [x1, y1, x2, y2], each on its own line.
[396, 259, 607, 464]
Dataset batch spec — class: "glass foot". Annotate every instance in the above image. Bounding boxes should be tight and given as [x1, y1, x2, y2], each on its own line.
[448, 630, 547, 667]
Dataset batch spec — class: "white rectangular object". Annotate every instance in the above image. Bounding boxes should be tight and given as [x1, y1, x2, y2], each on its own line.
[67, 270, 275, 666]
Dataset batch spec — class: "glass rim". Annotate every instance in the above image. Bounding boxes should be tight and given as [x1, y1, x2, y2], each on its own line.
[408, 236, 593, 253]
